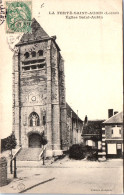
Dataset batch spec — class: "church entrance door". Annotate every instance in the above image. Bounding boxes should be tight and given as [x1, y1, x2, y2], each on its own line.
[29, 133, 41, 148]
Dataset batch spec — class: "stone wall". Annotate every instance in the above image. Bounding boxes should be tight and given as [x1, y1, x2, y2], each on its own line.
[12, 47, 21, 146]
[67, 115, 83, 146]
[0, 157, 7, 187]
[59, 55, 68, 150]
[51, 41, 61, 153]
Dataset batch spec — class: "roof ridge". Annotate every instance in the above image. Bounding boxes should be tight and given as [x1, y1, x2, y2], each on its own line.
[103, 111, 123, 124]
[16, 18, 50, 45]
[66, 102, 83, 122]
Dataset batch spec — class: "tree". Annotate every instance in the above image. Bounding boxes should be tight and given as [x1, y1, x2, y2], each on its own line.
[41, 133, 48, 165]
[6, 132, 16, 152]
[1, 132, 17, 174]
[1, 132, 17, 153]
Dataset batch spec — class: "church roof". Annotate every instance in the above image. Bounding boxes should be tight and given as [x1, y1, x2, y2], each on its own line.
[66, 103, 83, 122]
[16, 18, 50, 45]
[103, 111, 123, 124]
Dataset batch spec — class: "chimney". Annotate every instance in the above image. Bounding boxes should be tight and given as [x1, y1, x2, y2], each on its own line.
[114, 111, 118, 115]
[84, 115, 88, 125]
[108, 109, 113, 118]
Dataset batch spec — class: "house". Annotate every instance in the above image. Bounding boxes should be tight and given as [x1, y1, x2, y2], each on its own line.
[99, 110, 123, 159]
[82, 116, 104, 150]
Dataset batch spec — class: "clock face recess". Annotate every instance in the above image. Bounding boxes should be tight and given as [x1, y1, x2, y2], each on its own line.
[31, 96, 36, 101]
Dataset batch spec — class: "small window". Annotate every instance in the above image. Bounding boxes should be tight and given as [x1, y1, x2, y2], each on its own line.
[102, 130, 105, 134]
[38, 64, 45, 69]
[23, 66, 30, 71]
[117, 144, 122, 149]
[24, 52, 29, 59]
[31, 65, 36, 69]
[31, 51, 36, 57]
[43, 110, 46, 125]
[119, 129, 121, 134]
[38, 50, 43, 56]
[43, 116, 46, 125]
[112, 130, 113, 134]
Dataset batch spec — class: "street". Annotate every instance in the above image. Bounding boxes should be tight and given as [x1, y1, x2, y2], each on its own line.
[0, 158, 123, 194]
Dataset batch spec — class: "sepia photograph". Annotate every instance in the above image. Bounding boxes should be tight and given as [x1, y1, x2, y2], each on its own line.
[0, 0, 123, 194]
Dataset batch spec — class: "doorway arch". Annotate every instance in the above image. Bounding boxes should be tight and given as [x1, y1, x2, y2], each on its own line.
[29, 133, 41, 148]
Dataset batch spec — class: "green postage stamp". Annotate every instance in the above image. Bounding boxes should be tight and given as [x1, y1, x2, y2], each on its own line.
[6, 1, 32, 33]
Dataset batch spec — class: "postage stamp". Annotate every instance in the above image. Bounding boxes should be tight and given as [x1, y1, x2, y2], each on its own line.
[6, 1, 32, 33]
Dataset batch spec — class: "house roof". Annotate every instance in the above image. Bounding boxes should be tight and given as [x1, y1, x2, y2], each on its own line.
[16, 18, 50, 46]
[103, 111, 123, 124]
[83, 120, 104, 135]
[66, 103, 83, 122]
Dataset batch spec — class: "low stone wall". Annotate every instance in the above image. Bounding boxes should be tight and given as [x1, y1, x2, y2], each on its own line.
[0, 157, 7, 187]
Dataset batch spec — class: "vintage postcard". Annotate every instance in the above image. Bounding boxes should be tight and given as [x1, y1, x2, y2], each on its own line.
[0, 0, 123, 194]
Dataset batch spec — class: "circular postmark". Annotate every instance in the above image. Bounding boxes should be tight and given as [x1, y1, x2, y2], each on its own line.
[6, 1, 32, 33]
[17, 183, 25, 191]
[0, 3, 6, 25]
[6, 33, 22, 52]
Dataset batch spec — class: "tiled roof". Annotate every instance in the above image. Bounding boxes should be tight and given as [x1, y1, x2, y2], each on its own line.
[83, 120, 104, 135]
[66, 103, 83, 122]
[103, 111, 123, 124]
[16, 18, 50, 45]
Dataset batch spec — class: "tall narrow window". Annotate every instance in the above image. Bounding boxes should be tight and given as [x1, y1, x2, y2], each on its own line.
[29, 112, 40, 126]
[43, 110, 46, 125]
[24, 52, 29, 59]
[38, 50, 43, 56]
[31, 51, 36, 57]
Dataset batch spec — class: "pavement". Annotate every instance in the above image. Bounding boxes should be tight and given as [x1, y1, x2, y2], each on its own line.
[0, 156, 123, 194]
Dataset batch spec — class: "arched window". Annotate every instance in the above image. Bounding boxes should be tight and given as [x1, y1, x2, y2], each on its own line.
[29, 112, 40, 127]
[38, 50, 43, 56]
[24, 52, 29, 59]
[31, 51, 36, 57]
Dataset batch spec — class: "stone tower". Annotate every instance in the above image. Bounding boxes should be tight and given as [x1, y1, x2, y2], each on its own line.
[12, 18, 68, 157]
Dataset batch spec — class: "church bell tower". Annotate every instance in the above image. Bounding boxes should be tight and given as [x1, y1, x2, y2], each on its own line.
[12, 18, 67, 157]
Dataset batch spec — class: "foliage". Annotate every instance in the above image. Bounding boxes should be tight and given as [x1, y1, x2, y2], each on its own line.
[85, 147, 98, 161]
[41, 133, 48, 146]
[1, 132, 17, 152]
[69, 144, 85, 160]
[54, 154, 66, 161]
[69, 144, 98, 160]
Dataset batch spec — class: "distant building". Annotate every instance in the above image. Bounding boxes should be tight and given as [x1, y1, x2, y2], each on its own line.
[66, 103, 83, 146]
[99, 110, 123, 159]
[82, 116, 104, 149]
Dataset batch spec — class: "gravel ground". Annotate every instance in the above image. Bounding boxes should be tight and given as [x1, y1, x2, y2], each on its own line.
[0, 155, 123, 194]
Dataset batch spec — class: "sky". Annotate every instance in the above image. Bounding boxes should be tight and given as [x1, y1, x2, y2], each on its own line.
[0, 0, 123, 138]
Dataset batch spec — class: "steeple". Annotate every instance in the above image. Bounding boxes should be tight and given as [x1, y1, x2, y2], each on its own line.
[16, 18, 50, 45]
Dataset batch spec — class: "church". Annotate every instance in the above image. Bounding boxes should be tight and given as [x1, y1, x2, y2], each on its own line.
[12, 18, 83, 159]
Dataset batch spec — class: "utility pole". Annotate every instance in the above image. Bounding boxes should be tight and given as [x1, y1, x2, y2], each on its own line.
[13, 157, 17, 178]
